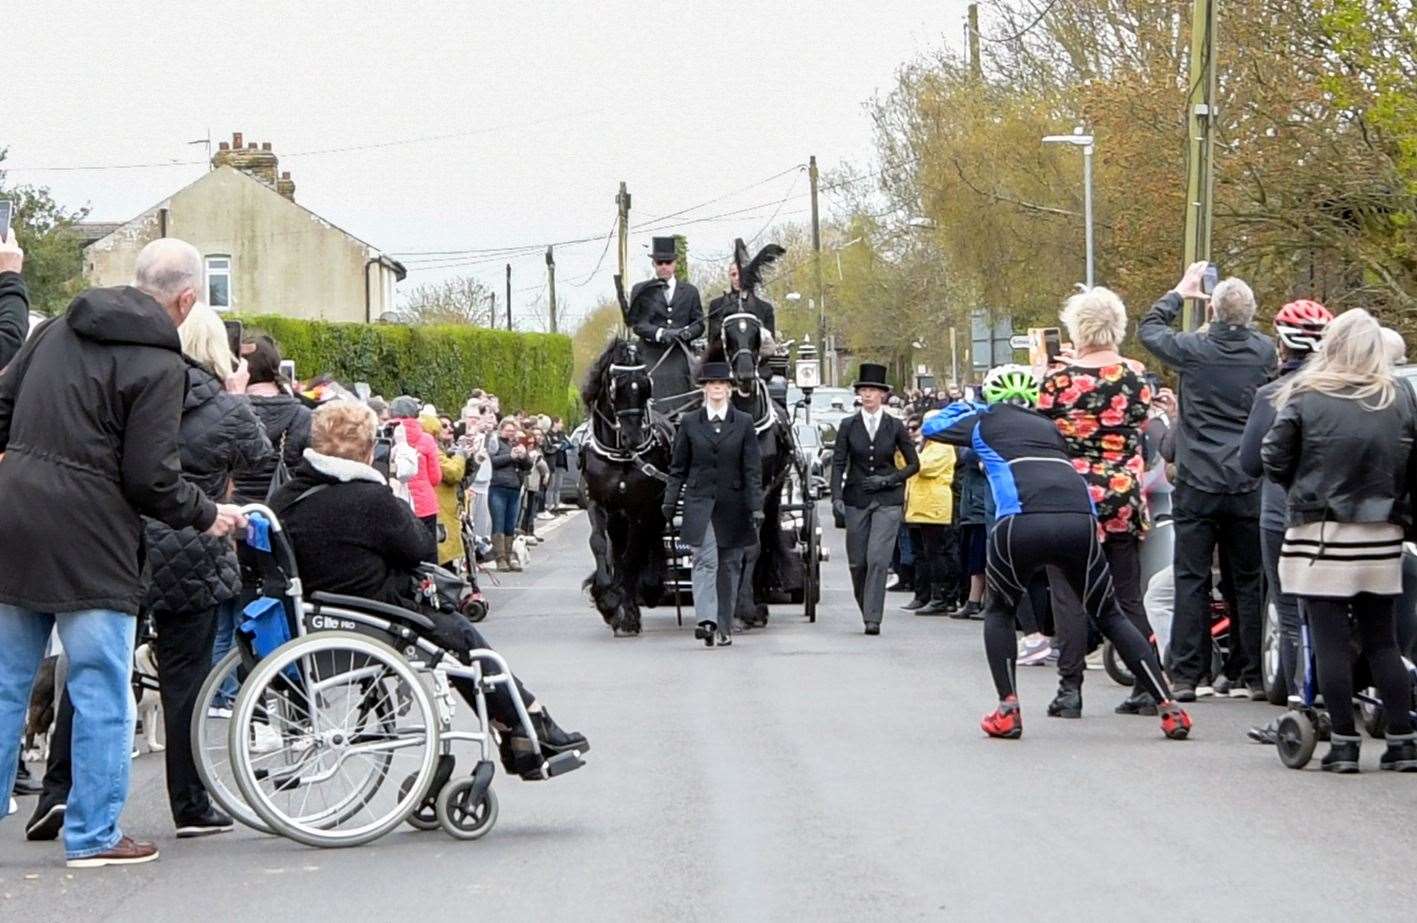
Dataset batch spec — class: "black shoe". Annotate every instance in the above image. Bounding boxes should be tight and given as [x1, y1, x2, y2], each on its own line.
[1321, 735, 1361, 774]
[12, 763, 43, 797]
[950, 601, 981, 621]
[886, 581, 915, 594]
[864, 623, 881, 636]
[694, 621, 716, 647]
[901, 597, 928, 611]
[175, 807, 235, 838]
[716, 630, 732, 647]
[916, 600, 953, 616]
[1173, 684, 1197, 703]
[499, 710, 590, 779]
[25, 800, 65, 841]
[1114, 688, 1158, 716]
[1380, 734, 1417, 772]
[1046, 685, 1082, 719]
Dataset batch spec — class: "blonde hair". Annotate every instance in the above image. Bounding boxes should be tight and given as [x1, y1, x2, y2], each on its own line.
[1275, 309, 1395, 411]
[310, 400, 379, 462]
[1060, 286, 1128, 350]
[179, 304, 235, 379]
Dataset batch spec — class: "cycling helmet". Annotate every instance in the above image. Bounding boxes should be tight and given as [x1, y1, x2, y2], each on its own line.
[1273, 299, 1332, 352]
[982, 364, 1040, 407]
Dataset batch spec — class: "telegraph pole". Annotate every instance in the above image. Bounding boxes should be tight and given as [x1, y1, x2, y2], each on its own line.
[546, 245, 558, 333]
[616, 181, 631, 287]
[1181, 0, 1218, 330]
[809, 154, 827, 384]
[505, 263, 512, 330]
[967, 3, 982, 79]
[490, 292, 496, 328]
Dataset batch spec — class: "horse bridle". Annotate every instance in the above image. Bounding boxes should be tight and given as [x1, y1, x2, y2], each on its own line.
[589, 362, 668, 480]
[721, 311, 762, 390]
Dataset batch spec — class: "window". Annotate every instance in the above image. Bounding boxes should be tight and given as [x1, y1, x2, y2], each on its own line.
[205, 255, 232, 309]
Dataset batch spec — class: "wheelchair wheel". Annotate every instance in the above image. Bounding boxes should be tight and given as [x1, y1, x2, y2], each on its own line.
[436, 778, 498, 841]
[191, 649, 273, 835]
[400, 773, 441, 831]
[1102, 641, 1134, 688]
[229, 631, 440, 848]
[1276, 711, 1317, 769]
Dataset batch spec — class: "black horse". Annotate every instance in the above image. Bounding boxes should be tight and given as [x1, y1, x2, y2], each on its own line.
[714, 312, 798, 627]
[580, 339, 673, 636]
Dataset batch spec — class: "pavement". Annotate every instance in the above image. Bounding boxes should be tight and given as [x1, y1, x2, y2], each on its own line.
[4, 507, 1416, 921]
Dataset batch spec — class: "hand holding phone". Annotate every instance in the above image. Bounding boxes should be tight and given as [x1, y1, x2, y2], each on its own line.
[1201, 263, 1220, 296]
[0, 199, 12, 242]
[0, 199, 22, 276]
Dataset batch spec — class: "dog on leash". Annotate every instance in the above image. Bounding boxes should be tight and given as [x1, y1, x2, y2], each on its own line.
[510, 534, 532, 570]
[22, 655, 58, 764]
[132, 642, 164, 754]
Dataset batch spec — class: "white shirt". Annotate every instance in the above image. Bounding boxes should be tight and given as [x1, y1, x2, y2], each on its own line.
[861, 408, 883, 440]
[663, 277, 677, 307]
[706, 403, 728, 423]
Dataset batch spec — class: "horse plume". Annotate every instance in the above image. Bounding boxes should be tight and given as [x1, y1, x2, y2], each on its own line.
[733, 238, 787, 294]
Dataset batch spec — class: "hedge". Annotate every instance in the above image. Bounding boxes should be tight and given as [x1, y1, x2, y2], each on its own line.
[237, 315, 579, 421]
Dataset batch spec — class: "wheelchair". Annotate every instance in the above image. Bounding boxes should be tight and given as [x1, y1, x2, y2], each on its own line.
[191, 503, 585, 848]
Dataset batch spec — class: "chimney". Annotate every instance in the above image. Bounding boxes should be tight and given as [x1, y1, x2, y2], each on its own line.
[277, 171, 296, 201]
[210, 130, 284, 193]
[232, 131, 243, 149]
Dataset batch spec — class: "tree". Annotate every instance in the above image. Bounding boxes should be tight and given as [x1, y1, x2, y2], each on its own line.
[398, 275, 495, 326]
[570, 298, 623, 387]
[0, 150, 90, 316]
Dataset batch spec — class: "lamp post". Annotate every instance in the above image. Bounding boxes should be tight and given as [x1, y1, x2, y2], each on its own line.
[795, 336, 820, 427]
[1042, 127, 1095, 290]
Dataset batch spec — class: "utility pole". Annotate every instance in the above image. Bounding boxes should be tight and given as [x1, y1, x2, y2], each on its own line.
[546, 246, 558, 333]
[967, 3, 982, 79]
[1181, 0, 1218, 330]
[505, 263, 512, 330]
[616, 182, 631, 288]
[809, 154, 827, 385]
[490, 292, 497, 328]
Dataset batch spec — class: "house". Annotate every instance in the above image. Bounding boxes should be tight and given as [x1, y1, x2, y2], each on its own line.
[81, 132, 405, 323]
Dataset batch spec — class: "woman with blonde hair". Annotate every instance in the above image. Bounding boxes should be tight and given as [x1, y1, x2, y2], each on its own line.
[1263, 309, 1417, 773]
[1035, 286, 1159, 718]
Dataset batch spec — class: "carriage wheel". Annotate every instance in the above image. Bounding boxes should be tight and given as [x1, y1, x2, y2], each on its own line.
[803, 499, 820, 623]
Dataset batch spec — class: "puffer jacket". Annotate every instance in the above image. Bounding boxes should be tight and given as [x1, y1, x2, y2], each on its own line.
[1239, 357, 1305, 534]
[1261, 384, 1417, 530]
[231, 392, 311, 503]
[397, 416, 442, 517]
[903, 441, 955, 525]
[143, 360, 272, 614]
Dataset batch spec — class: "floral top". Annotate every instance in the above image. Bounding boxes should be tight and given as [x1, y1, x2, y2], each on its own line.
[1036, 362, 1152, 538]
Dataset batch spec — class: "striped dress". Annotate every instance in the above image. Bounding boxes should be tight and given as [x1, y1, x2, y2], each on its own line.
[1278, 520, 1404, 597]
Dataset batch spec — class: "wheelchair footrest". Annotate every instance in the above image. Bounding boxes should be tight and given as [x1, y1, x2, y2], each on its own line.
[538, 750, 586, 779]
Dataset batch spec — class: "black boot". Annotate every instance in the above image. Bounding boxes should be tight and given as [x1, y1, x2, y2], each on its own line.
[12, 758, 42, 796]
[950, 601, 981, 621]
[694, 620, 716, 647]
[1114, 684, 1158, 716]
[901, 595, 929, 611]
[1380, 732, 1417, 772]
[498, 709, 590, 779]
[1321, 734, 1362, 774]
[1047, 683, 1082, 719]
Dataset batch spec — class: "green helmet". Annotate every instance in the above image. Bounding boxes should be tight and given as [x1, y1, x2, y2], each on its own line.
[982, 364, 1040, 406]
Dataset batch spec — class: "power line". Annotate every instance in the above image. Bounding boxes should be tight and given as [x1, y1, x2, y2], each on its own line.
[975, 0, 1062, 44]
[567, 217, 619, 287]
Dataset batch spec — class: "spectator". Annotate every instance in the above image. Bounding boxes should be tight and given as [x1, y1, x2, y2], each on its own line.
[1038, 286, 1158, 717]
[1261, 308, 1417, 773]
[901, 410, 960, 615]
[1382, 327, 1408, 366]
[520, 428, 550, 543]
[230, 336, 311, 504]
[389, 395, 443, 548]
[1139, 261, 1276, 702]
[950, 427, 990, 621]
[1240, 300, 1333, 743]
[0, 238, 243, 867]
[488, 417, 532, 571]
[420, 414, 467, 569]
[543, 418, 570, 517]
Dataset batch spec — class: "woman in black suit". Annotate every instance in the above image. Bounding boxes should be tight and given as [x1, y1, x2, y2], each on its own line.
[662, 361, 764, 647]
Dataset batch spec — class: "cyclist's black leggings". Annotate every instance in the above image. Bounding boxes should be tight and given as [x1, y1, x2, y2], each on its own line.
[983, 512, 1174, 704]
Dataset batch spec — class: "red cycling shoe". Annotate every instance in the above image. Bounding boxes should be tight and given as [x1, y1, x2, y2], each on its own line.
[1159, 702, 1192, 740]
[982, 696, 1022, 739]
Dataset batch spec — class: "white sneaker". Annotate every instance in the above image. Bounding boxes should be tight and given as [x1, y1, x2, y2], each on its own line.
[250, 723, 283, 753]
[1017, 635, 1053, 666]
[536, 512, 555, 521]
[207, 705, 233, 720]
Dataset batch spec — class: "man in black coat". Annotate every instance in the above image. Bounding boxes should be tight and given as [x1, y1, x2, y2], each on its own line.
[662, 361, 764, 646]
[0, 238, 245, 867]
[706, 260, 776, 347]
[628, 236, 703, 417]
[830, 363, 920, 635]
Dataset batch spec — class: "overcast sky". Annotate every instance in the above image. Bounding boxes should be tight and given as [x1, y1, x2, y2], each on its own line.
[5, 1, 969, 328]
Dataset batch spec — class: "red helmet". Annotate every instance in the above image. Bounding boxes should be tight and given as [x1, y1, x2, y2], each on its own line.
[1274, 299, 1333, 351]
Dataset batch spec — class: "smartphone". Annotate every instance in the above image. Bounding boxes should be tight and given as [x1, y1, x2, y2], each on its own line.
[1042, 327, 1062, 363]
[223, 320, 243, 367]
[1202, 263, 1219, 295]
[0, 199, 11, 242]
[279, 359, 296, 383]
[354, 382, 371, 401]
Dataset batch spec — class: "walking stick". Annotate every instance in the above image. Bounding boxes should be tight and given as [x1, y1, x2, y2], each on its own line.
[668, 513, 684, 628]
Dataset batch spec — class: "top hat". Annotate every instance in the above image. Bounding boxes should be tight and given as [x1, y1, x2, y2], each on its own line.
[852, 362, 892, 393]
[696, 361, 732, 383]
[650, 236, 678, 261]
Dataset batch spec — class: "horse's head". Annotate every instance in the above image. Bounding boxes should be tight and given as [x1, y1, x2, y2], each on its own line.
[721, 311, 762, 392]
[606, 356, 654, 447]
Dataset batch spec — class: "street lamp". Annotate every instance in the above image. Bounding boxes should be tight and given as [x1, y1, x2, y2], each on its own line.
[1042, 127, 1095, 290]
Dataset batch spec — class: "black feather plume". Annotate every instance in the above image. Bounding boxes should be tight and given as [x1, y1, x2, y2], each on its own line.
[734, 240, 787, 293]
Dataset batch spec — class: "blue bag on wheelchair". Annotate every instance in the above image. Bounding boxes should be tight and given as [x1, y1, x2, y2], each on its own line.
[240, 596, 290, 658]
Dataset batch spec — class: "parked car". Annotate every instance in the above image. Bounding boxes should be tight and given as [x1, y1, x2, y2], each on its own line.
[563, 421, 589, 508]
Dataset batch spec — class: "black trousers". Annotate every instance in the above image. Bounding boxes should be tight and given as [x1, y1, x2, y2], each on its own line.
[1261, 527, 1301, 697]
[981, 512, 1172, 705]
[1050, 533, 1153, 687]
[423, 608, 534, 727]
[1171, 483, 1265, 687]
[914, 523, 962, 604]
[1305, 594, 1415, 737]
[153, 605, 220, 822]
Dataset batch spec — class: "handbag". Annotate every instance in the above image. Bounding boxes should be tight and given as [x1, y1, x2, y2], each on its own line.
[264, 430, 291, 503]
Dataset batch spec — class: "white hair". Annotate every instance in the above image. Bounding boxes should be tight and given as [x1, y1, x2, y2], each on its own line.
[1060, 286, 1128, 350]
[1381, 327, 1407, 366]
[1211, 277, 1256, 325]
[133, 238, 203, 303]
[178, 304, 235, 379]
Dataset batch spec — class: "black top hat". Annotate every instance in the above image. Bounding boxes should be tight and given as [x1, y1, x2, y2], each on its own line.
[696, 361, 732, 383]
[852, 362, 892, 392]
[650, 236, 678, 261]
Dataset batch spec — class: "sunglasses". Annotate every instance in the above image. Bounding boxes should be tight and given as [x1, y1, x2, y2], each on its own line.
[653, 259, 675, 266]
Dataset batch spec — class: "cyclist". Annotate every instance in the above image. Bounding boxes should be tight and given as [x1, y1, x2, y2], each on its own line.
[922, 364, 1192, 741]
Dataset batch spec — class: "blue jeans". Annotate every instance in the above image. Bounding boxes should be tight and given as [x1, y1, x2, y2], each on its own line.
[210, 597, 242, 706]
[488, 485, 521, 536]
[0, 605, 136, 859]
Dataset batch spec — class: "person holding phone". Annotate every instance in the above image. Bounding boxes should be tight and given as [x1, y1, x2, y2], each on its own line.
[0, 211, 29, 370]
[1138, 261, 1277, 703]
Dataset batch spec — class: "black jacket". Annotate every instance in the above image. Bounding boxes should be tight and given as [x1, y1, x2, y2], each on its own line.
[271, 451, 435, 608]
[706, 290, 776, 346]
[545, 431, 570, 470]
[231, 393, 311, 503]
[0, 271, 30, 369]
[629, 278, 704, 345]
[664, 405, 764, 548]
[143, 361, 272, 615]
[1138, 292, 1276, 494]
[0, 287, 217, 614]
[487, 435, 532, 489]
[1261, 385, 1417, 530]
[830, 411, 921, 509]
[1239, 358, 1305, 534]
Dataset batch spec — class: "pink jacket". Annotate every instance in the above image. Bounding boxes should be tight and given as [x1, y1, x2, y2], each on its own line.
[398, 417, 442, 517]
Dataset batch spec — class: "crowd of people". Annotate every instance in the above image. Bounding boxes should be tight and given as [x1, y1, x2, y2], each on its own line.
[0, 235, 584, 868]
